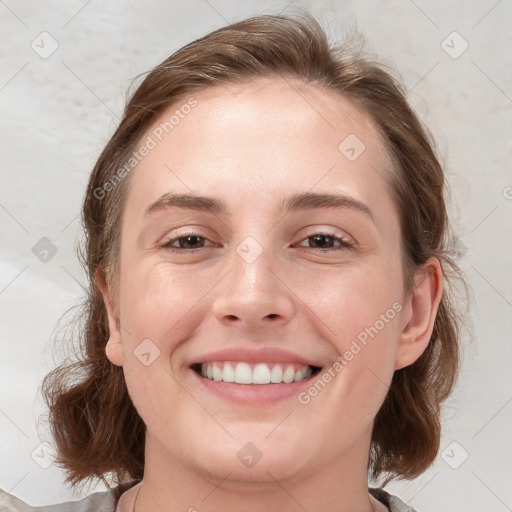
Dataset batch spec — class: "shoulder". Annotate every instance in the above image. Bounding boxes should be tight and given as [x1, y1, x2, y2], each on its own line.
[369, 487, 419, 512]
[0, 481, 140, 512]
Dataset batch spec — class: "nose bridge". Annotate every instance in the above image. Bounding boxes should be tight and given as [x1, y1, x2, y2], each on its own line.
[233, 234, 273, 295]
[211, 230, 295, 326]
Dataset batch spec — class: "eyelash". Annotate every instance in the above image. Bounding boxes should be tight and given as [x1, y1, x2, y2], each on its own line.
[158, 231, 354, 254]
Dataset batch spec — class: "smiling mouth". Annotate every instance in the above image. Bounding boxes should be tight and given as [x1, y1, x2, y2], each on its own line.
[191, 361, 322, 384]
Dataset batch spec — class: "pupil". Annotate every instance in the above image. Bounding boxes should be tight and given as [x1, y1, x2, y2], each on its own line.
[313, 234, 331, 247]
[183, 235, 200, 248]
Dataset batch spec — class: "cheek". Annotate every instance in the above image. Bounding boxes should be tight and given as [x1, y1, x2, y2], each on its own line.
[308, 286, 402, 436]
[316, 262, 403, 400]
[118, 260, 204, 346]
[116, 261, 195, 435]
[321, 261, 403, 339]
[122, 363, 186, 445]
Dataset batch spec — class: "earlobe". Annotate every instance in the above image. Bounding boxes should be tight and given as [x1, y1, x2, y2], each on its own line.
[394, 257, 443, 370]
[94, 268, 124, 367]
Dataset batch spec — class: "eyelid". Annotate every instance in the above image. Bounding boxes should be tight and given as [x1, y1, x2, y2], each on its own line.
[296, 224, 354, 241]
[157, 225, 215, 243]
[294, 231, 354, 252]
[158, 227, 356, 254]
[158, 230, 216, 250]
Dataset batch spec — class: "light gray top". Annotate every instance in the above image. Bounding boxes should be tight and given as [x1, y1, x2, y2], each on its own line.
[0, 481, 417, 512]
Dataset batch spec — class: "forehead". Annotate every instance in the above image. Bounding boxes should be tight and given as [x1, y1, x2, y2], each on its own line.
[123, 76, 394, 219]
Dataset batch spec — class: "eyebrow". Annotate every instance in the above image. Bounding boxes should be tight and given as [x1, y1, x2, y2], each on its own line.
[144, 191, 374, 222]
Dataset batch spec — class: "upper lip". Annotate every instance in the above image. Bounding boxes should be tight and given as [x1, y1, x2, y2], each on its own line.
[190, 346, 322, 367]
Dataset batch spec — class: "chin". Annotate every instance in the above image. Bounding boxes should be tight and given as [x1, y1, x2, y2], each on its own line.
[189, 435, 314, 486]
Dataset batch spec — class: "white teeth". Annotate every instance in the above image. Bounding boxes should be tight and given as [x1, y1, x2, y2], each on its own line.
[234, 362, 252, 384]
[222, 362, 235, 382]
[270, 364, 283, 383]
[198, 361, 314, 384]
[252, 363, 271, 384]
[282, 365, 295, 383]
[212, 364, 222, 381]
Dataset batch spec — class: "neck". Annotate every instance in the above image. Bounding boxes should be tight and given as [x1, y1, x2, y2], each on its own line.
[134, 432, 378, 512]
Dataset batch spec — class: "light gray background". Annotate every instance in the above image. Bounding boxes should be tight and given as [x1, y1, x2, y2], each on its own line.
[1, 1, 511, 511]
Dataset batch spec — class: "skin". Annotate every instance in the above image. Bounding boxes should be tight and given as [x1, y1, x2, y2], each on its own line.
[96, 76, 443, 512]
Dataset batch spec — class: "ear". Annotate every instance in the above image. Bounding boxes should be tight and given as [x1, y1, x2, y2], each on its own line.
[95, 267, 124, 366]
[394, 257, 443, 370]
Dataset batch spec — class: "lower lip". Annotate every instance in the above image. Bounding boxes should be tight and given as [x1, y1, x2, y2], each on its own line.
[190, 368, 318, 404]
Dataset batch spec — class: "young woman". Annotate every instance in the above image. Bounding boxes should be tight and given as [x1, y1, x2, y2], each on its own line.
[0, 10, 467, 512]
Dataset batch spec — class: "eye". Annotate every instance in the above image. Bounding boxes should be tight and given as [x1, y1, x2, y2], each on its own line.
[158, 231, 354, 254]
[159, 233, 213, 252]
[296, 232, 354, 253]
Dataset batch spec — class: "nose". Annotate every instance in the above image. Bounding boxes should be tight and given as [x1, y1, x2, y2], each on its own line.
[211, 237, 295, 329]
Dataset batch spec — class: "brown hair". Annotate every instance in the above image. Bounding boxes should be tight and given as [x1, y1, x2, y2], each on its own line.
[41, 9, 470, 490]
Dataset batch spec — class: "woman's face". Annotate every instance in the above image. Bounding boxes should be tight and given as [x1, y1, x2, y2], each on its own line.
[100, 77, 435, 483]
